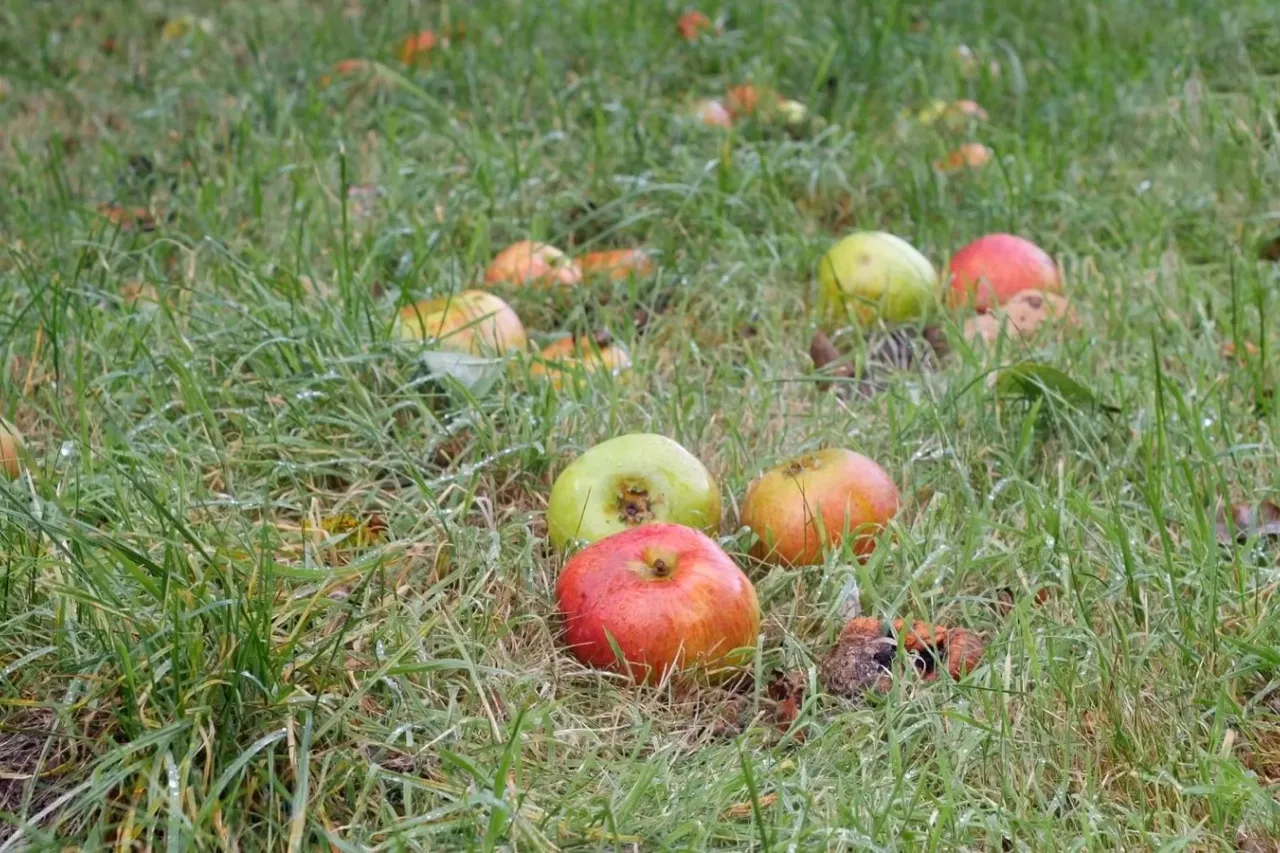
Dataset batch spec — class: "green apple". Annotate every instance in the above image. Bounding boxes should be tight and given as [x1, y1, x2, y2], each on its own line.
[817, 231, 939, 328]
[547, 433, 721, 550]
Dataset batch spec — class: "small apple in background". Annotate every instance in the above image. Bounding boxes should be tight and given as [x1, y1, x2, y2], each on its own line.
[0, 419, 25, 480]
[576, 249, 655, 281]
[817, 231, 939, 328]
[395, 290, 527, 355]
[547, 433, 720, 549]
[484, 241, 582, 287]
[741, 448, 900, 566]
[693, 99, 733, 128]
[528, 332, 632, 390]
[947, 233, 1060, 312]
[555, 523, 759, 683]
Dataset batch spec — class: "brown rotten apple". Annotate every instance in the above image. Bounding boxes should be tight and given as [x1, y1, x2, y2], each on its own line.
[395, 290, 527, 355]
[484, 240, 582, 287]
[555, 523, 760, 683]
[741, 448, 899, 565]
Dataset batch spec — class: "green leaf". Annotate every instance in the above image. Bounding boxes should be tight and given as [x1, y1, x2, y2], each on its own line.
[995, 362, 1120, 413]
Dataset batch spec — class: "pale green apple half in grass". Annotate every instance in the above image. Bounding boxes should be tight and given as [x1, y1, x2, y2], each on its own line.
[547, 433, 722, 550]
[817, 231, 939, 328]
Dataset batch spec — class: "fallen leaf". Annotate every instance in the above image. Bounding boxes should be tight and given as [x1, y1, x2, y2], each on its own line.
[694, 98, 733, 128]
[1214, 500, 1280, 544]
[766, 669, 806, 734]
[994, 362, 1120, 413]
[809, 331, 854, 388]
[1259, 234, 1280, 263]
[935, 143, 992, 172]
[720, 793, 778, 820]
[397, 29, 438, 66]
[677, 10, 713, 41]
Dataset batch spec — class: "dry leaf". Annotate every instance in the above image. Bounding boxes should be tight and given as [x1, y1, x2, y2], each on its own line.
[720, 793, 778, 820]
[935, 143, 992, 172]
[677, 10, 713, 41]
[1259, 234, 1280, 263]
[766, 669, 806, 734]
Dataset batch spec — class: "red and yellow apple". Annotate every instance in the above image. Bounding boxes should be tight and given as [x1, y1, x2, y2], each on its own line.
[576, 249, 655, 281]
[817, 231, 939, 328]
[1, 419, 25, 479]
[947, 233, 1060, 313]
[741, 448, 899, 565]
[547, 433, 720, 549]
[484, 241, 582, 287]
[528, 333, 631, 389]
[395, 290, 527, 355]
[555, 523, 759, 683]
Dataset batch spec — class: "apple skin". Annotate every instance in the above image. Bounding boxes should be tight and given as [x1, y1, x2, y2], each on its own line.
[947, 233, 1060, 312]
[484, 241, 582, 287]
[555, 523, 760, 683]
[547, 433, 721, 550]
[576, 249, 655, 281]
[529, 333, 631, 390]
[741, 448, 899, 566]
[0, 419, 24, 480]
[817, 232, 939, 328]
[395, 290, 527, 355]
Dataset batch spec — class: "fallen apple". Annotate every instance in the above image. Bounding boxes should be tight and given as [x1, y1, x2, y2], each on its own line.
[0, 419, 25, 479]
[741, 448, 900, 565]
[934, 142, 992, 173]
[576, 249, 655, 281]
[528, 332, 631, 390]
[484, 240, 582, 287]
[694, 99, 733, 128]
[947, 233, 1060, 312]
[817, 231, 939, 328]
[547, 433, 721, 549]
[555, 523, 759, 683]
[677, 10, 713, 41]
[397, 29, 437, 66]
[395, 290, 527, 355]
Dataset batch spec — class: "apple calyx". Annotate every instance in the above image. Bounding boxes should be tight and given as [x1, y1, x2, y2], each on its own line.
[635, 548, 678, 580]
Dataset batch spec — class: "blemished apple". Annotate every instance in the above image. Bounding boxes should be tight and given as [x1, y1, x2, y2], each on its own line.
[547, 433, 720, 549]
[484, 241, 583, 287]
[0, 419, 25, 480]
[395, 290, 527, 355]
[741, 448, 900, 565]
[947, 233, 1060, 312]
[817, 231, 939, 328]
[555, 523, 760, 683]
[576, 249, 655, 281]
[528, 332, 631, 390]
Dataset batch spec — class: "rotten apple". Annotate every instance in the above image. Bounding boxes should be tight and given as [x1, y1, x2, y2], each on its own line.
[741, 448, 900, 565]
[484, 240, 582, 287]
[395, 290, 527, 355]
[817, 231, 939, 328]
[555, 523, 759, 683]
[947, 233, 1060, 312]
[547, 433, 720, 549]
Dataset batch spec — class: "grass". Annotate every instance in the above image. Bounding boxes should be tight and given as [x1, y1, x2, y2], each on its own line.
[2, 0, 1280, 848]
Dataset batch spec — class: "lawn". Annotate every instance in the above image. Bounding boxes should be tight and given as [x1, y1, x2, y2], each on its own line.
[2, 0, 1280, 849]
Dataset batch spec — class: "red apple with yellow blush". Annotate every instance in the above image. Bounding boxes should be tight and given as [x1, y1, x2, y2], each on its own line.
[741, 448, 899, 566]
[555, 523, 759, 683]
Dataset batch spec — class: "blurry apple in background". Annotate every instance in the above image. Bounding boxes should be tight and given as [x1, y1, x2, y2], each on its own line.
[0, 419, 25, 479]
[947, 233, 1060, 312]
[576, 249, 655, 281]
[555, 523, 759, 683]
[741, 448, 900, 566]
[817, 231, 939, 328]
[395, 290, 527, 355]
[484, 241, 582, 287]
[528, 332, 631, 390]
[693, 99, 733, 128]
[547, 433, 721, 549]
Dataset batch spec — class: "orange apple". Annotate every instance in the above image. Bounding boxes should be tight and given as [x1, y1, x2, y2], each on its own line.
[947, 233, 1061, 312]
[576, 249, 655, 281]
[529, 332, 631, 389]
[677, 10, 712, 41]
[741, 448, 900, 565]
[484, 241, 582, 287]
[395, 290, 527, 354]
[0, 419, 25, 479]
[555, 523, 760, 683]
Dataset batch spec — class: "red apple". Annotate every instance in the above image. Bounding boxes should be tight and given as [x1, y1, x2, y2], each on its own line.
[555, 523, 760, 683]
[947, 233, 1060, 312]
[741, 448, 899, 565]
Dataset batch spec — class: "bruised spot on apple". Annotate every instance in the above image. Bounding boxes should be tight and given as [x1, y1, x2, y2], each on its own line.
[555, 523, 760, 683]
[395, 290, 527, 355]
[741, 448, 899, 566]
[484, 240, 583, 287]
[817, 231, 939, 328]
[1, 419, 25, 480]
[547, 433, 720, 549]
[947, 233, 1061, 313]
